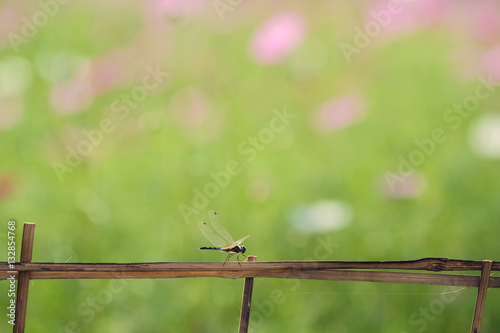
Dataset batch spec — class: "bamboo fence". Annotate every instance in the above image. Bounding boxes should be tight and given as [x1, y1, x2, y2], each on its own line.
[1, 223, 498, 333]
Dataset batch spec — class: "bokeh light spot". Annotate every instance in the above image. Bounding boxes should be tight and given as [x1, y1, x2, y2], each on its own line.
[290, 200, 352, 234]
[469, 113, 500, 159]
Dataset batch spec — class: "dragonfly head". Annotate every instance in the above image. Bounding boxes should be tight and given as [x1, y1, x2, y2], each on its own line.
[240, 246, 247, 254]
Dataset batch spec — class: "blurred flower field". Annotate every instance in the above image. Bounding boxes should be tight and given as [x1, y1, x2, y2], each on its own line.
[1, 0, 500, 332]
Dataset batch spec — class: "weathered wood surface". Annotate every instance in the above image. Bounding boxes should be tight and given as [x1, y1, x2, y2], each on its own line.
[1, 260, 499, 288]
[2, 257, 499, 273]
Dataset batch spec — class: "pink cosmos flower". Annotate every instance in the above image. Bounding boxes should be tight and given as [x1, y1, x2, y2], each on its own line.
[88, 51, 126, 95]
[471, 3, 500, 42]
[249, 12, 307, 64]
[368, 0, 450, 37]
[50, 79, 94, 115]
[169, 88, 210, 129]
[0, 173, 15, 201]
[481, 45, 500, 81]
[379, 172, 427, 199]
[0, 96, 23, 130]
[0, 9, 22, 50]
[311, 94, 365, 132]
[147, 0, 206, 18]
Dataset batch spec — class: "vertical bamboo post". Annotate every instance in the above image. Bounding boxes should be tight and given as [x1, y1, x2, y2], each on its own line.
[239, 256, 257, 333]
[470, 260, 492, 333]
[13, 223, 36, 333]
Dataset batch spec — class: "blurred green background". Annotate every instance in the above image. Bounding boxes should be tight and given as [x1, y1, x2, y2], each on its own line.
[1, 0, 500, 332]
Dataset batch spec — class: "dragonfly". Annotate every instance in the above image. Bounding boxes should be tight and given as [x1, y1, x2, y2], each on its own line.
[198, 210, 250, 265]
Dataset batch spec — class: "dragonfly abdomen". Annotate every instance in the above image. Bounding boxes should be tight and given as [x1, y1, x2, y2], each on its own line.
[199, 246, 221, 250]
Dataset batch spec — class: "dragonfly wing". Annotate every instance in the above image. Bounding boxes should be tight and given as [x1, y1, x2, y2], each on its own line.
[233, 234, 250, 246]
[208, 210, 234, 244]
[198, 221, 227, 248]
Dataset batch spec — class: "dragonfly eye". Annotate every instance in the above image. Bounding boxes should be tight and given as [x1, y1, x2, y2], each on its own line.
[241, 246, 246, 254]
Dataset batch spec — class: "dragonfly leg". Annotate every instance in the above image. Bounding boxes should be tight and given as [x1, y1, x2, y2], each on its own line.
[223, 253, 236, 266]
[236, 253, 247, 264]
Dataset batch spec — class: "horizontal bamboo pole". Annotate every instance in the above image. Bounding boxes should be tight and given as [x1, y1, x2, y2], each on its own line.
[1, 266, 499, 288]
[1, 258, 499, 274]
